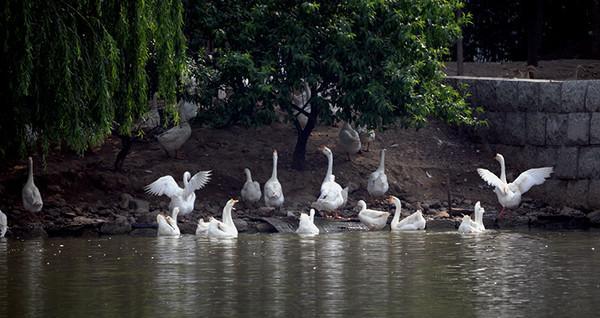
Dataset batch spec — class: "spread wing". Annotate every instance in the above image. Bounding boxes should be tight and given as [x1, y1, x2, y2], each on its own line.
[145, 176, 183, 198]
[477, 168, 506, 190]
[185, 170, 212, 197]
[512, 167, 553, 194]
[0, 211, 6, 228]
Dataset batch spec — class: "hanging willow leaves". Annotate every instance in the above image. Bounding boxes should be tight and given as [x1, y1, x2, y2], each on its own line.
[0, 0, 186, 161]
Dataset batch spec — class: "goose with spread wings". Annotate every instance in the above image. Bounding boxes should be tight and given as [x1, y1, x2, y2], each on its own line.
[145, 170, 212, 216]
[477, 153, 553, 218]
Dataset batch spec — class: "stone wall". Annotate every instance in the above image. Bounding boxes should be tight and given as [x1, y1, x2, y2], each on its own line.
[447, 76, 600, 209]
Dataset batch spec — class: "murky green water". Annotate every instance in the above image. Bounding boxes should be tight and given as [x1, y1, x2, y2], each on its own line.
[2, 231, 600, 318]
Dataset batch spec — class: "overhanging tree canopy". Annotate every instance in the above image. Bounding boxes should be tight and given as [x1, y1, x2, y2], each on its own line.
[0, 0, 186, 161]
[186, 0, 475, 169]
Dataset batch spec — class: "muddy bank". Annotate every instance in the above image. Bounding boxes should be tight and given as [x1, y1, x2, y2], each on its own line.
[1, 121, 599, 239]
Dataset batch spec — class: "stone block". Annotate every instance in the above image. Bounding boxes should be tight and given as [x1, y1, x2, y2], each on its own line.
[539, 81, 562, 112]
[543, 179, 568, 206]
[586, 81, 600, 112]
[588, 180, 600, 209]
[480, 112, 505, 144]
[578, 147, 600, 178]
[545, 114, 568, 145]
[562, 80, 588, 112]
[566, 113, 590, 145]
[475, 79, 497, 111]
[566, 180, 589, 208]
[555, 147, 579, 179]
[591, 113, 600, 145]
[518, 80, 540, 111]
[496, 80, 519, 111]
[502, 112, 526, 145]
[526, 112, 546, 145]
[535, 147, 557, 168]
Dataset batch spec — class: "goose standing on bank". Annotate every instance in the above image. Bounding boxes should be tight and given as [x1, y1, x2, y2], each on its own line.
[358, 126, 376, 152]
[145, 170, 212, 216]
[207, 199, 239, 239]
[312, 146, 345, 218]
[357, 200, 390, 230]
[338, 122, 361, 160]
[22, 157, 43, 213]
[264, 150, 284, 208]
[157, 121, 192, 159]
[389, 196, 426, 231]
[296, 209, 319, 235]
[477, 153, 553, 218]
[241, 168, 261, 203]
[367, 149, 389, 197]
[0, 210, 7, 238]
[157, 207, 181, 237]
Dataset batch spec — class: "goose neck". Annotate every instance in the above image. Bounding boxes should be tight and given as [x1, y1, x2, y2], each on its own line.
[27, 157, 34, 181]
[498, 156, 507, 183]
[377, 150, 386, 171]
[325, 151, 333, 180]
[271, 154, 278, 179]
[391, 199, 401, 225]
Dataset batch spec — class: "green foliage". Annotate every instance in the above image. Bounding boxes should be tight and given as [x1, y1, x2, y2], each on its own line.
[187, 0, 473, 129]
[186, 0, 473, 168]
[0, 0, 186, 160]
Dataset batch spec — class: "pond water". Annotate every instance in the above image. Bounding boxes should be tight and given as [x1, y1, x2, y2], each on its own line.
[2, 231, 600, 318]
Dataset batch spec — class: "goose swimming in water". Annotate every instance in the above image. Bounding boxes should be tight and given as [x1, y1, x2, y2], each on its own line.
[388, 196, 426, 231]
[157, 207, 181, 237]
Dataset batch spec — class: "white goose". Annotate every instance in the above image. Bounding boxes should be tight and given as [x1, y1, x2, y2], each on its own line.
[458, 202, 486, 234]
[207, 199, 239, 239]
[477, 153, 553, 218]
[311, 146, 345, 218]
[389, 196, 426, 231]
[196, 217, 212, 236]
[338, 122, 361, 160]
[0, 209, 7, 238]
[367, 149, 389, 197]
[458, 215, 480, 234]
[157, 121, 192, 158]
[241, 168, 262, 203]
[145, 170, 212, 216]
[473, 201, 485, 231]
[296, 209, 319, 235]
[157, 207, 181, 237]
[357, 200, 390, 230]
[22, 157, 43, 212]
[264, 150, 284, 208]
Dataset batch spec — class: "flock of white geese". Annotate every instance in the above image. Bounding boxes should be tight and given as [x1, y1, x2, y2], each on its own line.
[0, 123, 554, 239]
[142, 123, 554, 238]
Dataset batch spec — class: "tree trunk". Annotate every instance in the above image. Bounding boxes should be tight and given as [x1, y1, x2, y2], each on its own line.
[456, 9, 464, 76]
[114, 135, 132, 171]
[526, 0, 544, 67]
[292, 105, 319, 170]
[592, 0, 600, 58]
